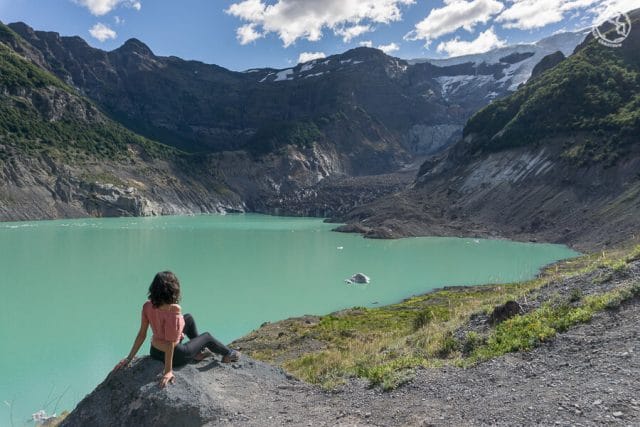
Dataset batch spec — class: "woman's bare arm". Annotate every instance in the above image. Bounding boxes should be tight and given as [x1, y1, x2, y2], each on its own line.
[127, 317, 149, 360]
[158, 304, 181, 387]
[159, 342, 176, 388]
[112, 314, 149, 372]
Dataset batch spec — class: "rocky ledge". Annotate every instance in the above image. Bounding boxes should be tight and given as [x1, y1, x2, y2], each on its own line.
[59, 356, 322, 427]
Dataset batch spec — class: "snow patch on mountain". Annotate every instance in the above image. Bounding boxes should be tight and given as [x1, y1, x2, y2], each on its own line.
[435, 75, 494, 100]
[274, 69, 294, 82]
[416, 30, 588, 92]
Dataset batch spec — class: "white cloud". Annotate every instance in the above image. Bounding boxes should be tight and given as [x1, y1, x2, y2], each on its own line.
[359, 40, 373, 47]
[226, 0, 415, 47]
[298, 51, 327, 63]
[76, 0, 120, 15]
[497, 0, 567, 29]
[74, 0, 141, 16]
[407, 0, 504, 43]
[436, 26, 506, 56]
[114, 15, 124, 25]
[378, 42, 400, 54]
[89, 22, 117, 42]
[236, 23, 263, 44]
[590, 0, 640, 23]
[494, 0, 636, 30]
[335, 24, 372, 43]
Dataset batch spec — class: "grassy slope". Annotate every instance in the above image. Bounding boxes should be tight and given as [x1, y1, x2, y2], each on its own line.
[463, 16, 639, 163]
[235, 243, 640, 390]
[0, 23, 177, 163]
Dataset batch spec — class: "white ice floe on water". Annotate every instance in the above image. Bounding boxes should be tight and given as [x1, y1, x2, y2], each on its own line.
[345, 273, 370, 285]
[32, 409, 57, 423]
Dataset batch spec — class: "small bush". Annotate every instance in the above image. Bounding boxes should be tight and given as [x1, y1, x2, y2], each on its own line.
[462, 331, 482, 355]
[413, 310, 434, 331]
[436, 331, 459, 358]
[355, 357, 420, 390]
[569, 288, 583, 303]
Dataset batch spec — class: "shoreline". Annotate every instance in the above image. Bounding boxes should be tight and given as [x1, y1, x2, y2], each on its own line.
[231, 243, 640, 390]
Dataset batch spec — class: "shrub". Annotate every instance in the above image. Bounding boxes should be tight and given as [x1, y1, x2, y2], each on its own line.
[569, 288, 583, 303]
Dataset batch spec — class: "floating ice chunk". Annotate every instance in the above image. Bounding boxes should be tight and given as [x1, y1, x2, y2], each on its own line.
[32, 410, 57, 422]
[345, 273, 370, 284]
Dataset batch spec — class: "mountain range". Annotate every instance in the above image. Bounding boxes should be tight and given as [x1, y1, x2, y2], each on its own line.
[2, 12, 638, 251]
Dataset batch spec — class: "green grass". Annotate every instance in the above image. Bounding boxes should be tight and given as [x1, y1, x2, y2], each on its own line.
[0, 41, 67, 90]
[240, 243, 640, 390]
[471, 283, 640, 362]
[0, 29, 180, 163]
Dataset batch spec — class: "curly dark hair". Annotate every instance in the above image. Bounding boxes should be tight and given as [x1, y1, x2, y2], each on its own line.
[148, 271, 181, 307]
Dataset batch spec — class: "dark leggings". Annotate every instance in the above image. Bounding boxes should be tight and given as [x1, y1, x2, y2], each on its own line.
[150, 313, 231, 367]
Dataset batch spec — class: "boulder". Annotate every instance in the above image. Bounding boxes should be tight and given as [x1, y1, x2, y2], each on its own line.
[488, 300, 523, 325]
[60, 356, 308, 427]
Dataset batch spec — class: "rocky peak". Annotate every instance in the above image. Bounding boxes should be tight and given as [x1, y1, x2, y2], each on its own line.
[115, 38, 155, 57]
[340, 46, 392, 63]
[5, 21, 35, 39]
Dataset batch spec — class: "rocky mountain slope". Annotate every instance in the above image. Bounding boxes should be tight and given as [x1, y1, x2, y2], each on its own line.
[0, 20, 586, 222]
[0, 23, 383, 220]
[0, 23, 250, 220]
[337, 10, 640, 252]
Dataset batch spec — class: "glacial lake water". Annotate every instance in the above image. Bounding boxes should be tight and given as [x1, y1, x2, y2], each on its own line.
[0, 214, 578, 424]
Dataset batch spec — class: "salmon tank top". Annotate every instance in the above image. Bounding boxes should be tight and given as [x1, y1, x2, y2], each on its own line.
[142, 300, 185, 343]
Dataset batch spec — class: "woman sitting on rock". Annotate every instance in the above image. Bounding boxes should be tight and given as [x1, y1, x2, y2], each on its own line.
[112, 271, 240, 387]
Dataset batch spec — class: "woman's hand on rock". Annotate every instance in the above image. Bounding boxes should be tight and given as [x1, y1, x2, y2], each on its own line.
[112, 358, 130, 373]
[159, 371, 175, 388]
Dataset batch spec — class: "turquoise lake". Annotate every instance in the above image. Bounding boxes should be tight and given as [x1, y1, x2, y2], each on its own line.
[0, 214, 578, 425]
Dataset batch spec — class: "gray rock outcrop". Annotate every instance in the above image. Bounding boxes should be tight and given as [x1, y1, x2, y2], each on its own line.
[60, 356, 311, 427]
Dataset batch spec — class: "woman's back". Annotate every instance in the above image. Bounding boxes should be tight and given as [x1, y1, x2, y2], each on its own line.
[142, 301, 185, 343]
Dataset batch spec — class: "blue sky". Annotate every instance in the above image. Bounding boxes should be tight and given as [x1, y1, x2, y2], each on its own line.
[0, 0, 635, 71]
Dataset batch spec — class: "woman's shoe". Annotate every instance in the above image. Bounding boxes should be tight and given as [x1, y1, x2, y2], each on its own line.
[222, 350, 240, 363]
[193, 349, 212, 361]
